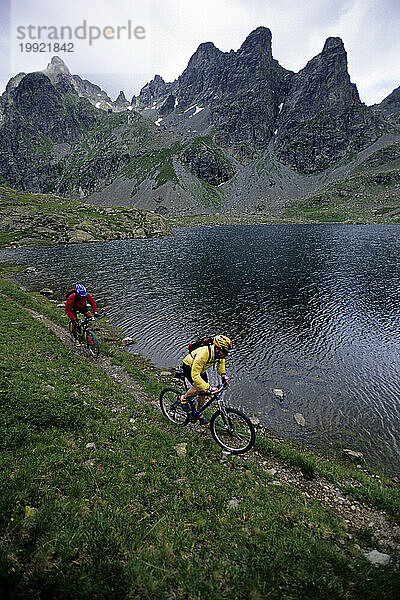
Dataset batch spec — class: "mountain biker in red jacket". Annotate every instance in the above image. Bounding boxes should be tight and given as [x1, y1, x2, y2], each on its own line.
[65, 283, 98, 345]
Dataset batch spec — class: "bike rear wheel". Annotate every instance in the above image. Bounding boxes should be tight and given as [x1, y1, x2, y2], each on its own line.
[86, 329, 100, 358]
[210, 408, 255, 454]
[160, 388, 188, 425]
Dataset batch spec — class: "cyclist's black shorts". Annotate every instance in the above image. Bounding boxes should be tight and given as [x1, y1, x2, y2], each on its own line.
[182, 363, 208, 386]
[71, 304, 92, 318]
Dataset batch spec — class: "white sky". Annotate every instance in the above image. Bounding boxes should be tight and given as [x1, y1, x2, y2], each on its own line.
[0, 0, 399, 105]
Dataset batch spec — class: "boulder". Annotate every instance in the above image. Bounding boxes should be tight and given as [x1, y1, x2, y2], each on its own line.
[39, 287, 54, 296]
[343, 449, 364, 461]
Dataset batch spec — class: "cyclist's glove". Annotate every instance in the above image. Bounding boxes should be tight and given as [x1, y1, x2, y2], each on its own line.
[222, 375, 230, 387]
[208, 385, 218, 394]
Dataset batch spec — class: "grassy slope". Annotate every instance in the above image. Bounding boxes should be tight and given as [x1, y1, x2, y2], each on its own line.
[0, 277, 399, 599]
[282, 143, 400, 224]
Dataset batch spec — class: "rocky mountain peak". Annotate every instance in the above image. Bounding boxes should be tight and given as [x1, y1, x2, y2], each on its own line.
[186, 41, 222, 69]
[50, 55, 70, 69]
[44, 56, 71, 79]
[292, 36, 360, 108]
[238, 26, 272, 58]
[322, 36, 346, 54]
[153, 74, 165, 84]
[375, 85, 400, 114]
[133, 74, 170, 108]
[5, 72, 26, 94]
[114, 90, 130, 111]
[115, 90, 127, 103]
[273, 36, 384, 174]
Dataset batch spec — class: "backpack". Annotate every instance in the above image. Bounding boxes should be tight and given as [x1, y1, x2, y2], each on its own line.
[65, 288, 78, 308]
[188, 336, 214, 354]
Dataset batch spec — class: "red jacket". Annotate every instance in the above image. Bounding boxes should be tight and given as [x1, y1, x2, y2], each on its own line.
[65, 292, 97, 320]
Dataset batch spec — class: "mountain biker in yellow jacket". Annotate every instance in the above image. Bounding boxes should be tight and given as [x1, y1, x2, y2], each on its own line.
[180, 335, 232, 426]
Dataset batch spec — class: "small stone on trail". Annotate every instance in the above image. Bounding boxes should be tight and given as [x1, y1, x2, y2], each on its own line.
[161, 371, 171, 376]
[249, 416, 260, 426]
[86, 442, 95, 449]
[122, 337, 135, 346]
[273, 388, 284, 399]
[228, 497, 240, 509]
[364, 550, 391, 565]
[294, 413, 306, 426]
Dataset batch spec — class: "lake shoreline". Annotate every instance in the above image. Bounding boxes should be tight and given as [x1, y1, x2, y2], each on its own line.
[1, 224, 400, 475]
[3, 215, 399, 250]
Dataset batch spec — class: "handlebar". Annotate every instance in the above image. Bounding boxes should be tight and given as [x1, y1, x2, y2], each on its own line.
[199, 382, 228, 396]
[77, 316, 95, 326]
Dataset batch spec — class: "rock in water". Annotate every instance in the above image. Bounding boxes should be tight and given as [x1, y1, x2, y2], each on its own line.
[39, 287, 54, 296]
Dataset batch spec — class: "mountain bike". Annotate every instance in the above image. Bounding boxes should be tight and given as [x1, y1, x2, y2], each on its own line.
[68, 317, 100, 358]
[160, 370, 255, 454]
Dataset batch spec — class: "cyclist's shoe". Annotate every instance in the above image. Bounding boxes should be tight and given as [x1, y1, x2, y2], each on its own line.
[198, 414, 210, 427]
[74, 339, 81, 347]
[178, 394, 192, 413]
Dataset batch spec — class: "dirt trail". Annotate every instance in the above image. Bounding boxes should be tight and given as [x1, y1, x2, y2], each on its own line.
[7, 294, 400, 554]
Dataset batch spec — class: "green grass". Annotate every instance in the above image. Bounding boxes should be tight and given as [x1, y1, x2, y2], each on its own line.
[0, 277, 399, 598]
[283, 202, 349, 222]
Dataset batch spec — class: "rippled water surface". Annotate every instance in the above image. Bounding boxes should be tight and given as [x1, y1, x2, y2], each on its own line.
[2, 224, 400, 473]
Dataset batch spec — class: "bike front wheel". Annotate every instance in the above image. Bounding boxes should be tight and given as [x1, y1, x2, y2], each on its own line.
[68, 320, 83, 343]
[86, 329, 100, 358]
[210, 408, 255, 454]
[68, 320, 75, 342]
[160, 388, 188, 425]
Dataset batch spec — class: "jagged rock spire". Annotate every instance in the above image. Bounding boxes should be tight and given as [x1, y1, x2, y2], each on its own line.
[238, 26, 273, 60]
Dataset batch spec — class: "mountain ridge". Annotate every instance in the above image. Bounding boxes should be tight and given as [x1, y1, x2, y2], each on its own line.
[0, 27, 399, 217]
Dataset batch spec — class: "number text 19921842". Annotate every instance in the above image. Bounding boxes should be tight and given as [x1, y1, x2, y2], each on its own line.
[19, 43, 74, 52]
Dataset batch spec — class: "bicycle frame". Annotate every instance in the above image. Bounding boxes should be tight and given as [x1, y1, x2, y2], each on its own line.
[173, 373, 228, 421]
[77, 317, 94, 337]
[161, 374, 256, 453]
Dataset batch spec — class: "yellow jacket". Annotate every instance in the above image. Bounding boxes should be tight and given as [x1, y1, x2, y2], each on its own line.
[182, 344, 227, 392]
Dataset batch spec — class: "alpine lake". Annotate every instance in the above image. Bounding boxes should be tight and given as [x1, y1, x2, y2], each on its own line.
[1, 223, 400, 475]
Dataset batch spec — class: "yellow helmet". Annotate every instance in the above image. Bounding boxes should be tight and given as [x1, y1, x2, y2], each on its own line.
[214, 335, 232, 353]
